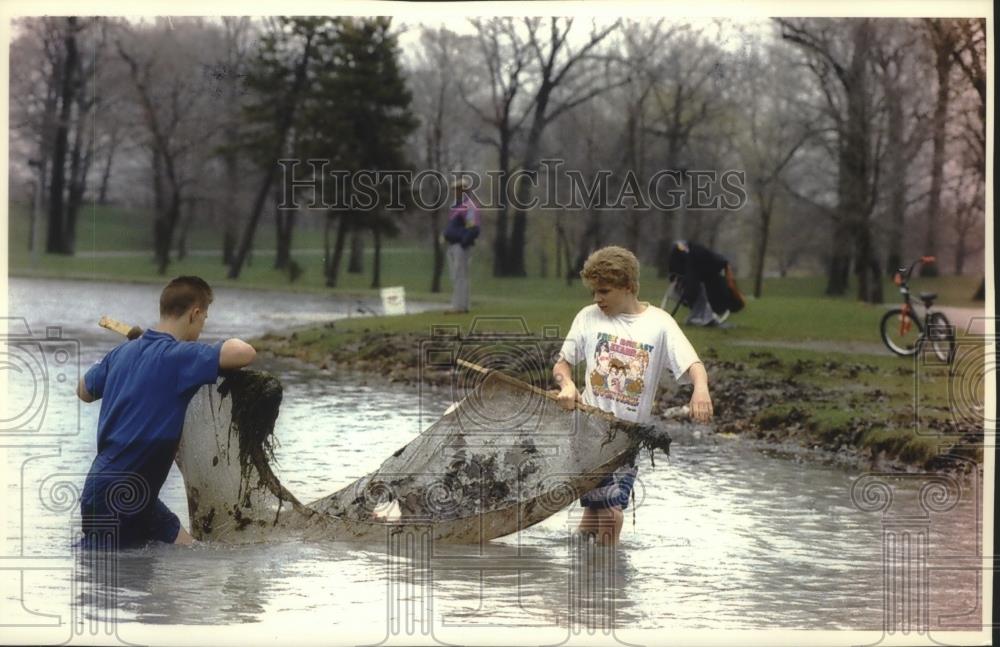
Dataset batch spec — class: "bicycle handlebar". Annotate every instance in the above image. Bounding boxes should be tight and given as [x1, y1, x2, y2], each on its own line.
[898, 256, 937, 284]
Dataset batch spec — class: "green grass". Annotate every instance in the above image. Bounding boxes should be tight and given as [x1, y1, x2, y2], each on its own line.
[10, 201, 984, 305]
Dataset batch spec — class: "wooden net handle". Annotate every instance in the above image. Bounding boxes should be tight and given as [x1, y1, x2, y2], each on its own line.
[455, 358, 689, 423]
[99, 315, 143, 340]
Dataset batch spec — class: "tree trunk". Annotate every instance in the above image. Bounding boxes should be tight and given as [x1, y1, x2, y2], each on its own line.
[97, 128, 120, 204]
[508, 211, 528, 277]
[175, 198, 194, 262]
[65, 76, 96, 256]
[570, 211, 601, 283]
[953, 235, 966, 275]
[854, 221, 882, 303]
[554, 212, 564, 280]
[508, 113, 547, 277]
[347, 228, 364, 273]
[274, 177, 295, 270]
[222, 150, 239, 265]
[46, 17, 79, 255]
[655, 154, 681, 278]
[556, 218, 574, 285]
[825, 222, 852, 295]
[492, 142, 511, 276]
[752, 201, 772, 299]
[624, 110, 641, 253]
[151, 148, 170, 269]
[371, 224, 382, 289]
[35, 56, 60, 226]
[883, 69, 907, 276]
[839, 19, 878, 302]
[275, 209, 295, 270]
[157, 192, 182, 275]
[921, 23, 953, 278]
[326, 213, 349, 287]
[430, 206, 445, 293]
[323, 212, 332, 280]
[972, 278, 984, 300]
[64, 101, 86, 255]
[229, 29, 316, 279]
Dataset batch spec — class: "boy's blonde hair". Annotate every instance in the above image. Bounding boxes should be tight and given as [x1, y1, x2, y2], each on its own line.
[580, 246, 640, 293]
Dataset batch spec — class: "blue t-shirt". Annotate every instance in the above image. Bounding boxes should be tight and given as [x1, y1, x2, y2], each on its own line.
[81, 329, 221, 519]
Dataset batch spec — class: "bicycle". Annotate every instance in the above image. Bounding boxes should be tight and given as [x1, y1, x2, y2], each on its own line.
[879, 256, 955, 363]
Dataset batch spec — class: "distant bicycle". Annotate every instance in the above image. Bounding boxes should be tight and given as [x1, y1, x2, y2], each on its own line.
[879, 256, 955, 363]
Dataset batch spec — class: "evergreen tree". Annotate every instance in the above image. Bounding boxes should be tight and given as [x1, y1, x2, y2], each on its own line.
[306, 17, 417, 287]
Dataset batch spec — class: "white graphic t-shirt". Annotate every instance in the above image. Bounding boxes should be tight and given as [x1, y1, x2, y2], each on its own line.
[558, 303, 700, 424]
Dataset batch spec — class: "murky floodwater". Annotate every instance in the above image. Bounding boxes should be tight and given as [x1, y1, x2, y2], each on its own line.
[1, 277, 985, 644]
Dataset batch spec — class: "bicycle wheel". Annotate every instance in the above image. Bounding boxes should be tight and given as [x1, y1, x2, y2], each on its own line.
[925, 311, 956, 363]
[880, 308, 923, 356]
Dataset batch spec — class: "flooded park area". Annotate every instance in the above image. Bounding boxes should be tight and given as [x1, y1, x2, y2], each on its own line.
[1, 277, 986, 645]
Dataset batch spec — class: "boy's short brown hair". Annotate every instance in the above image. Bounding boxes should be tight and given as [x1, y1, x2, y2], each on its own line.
[580, 246, 640, 293]
[160, 276, 214, 318]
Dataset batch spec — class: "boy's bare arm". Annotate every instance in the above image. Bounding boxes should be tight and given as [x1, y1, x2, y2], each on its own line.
[553, 359, 578, 411]
[77, 377, 96, 403]
[685, 361, 713, 423]
[220, 339, 257, 370]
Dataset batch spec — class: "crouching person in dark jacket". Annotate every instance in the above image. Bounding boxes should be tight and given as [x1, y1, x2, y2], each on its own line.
[667, 240, 745, 326]
[442, 178, 481, 313]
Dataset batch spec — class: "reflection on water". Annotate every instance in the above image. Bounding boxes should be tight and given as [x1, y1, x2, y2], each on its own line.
[3, 278, 984, 637]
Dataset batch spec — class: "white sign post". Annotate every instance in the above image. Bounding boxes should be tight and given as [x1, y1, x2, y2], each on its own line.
[380, 286, 407, 316]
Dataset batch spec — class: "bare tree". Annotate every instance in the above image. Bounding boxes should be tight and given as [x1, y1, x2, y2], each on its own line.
[917, 19, 960, 277]
[463, 18, 533, 277]
[642, 24, 729, 276]
[63, 20, 108, 254]
[229, 18, 321, 280]
[947, 18, 986, 278]
[735, 42, 814, 297]
[464, 17, 622, 277]
[949, 172, 984, 275]
[214, 16, 256, 266]
[507, 17, 624, 277]
[618, 19, 671, 256]
[408, 25, 472, 292]
[950, 19, 986, 177]
[10, 19, 67, 252]
[115, 18, 221, 275]
[778, 18, 885, 302]
[45, 17, 81, 254]
[873, 21, 929, 275]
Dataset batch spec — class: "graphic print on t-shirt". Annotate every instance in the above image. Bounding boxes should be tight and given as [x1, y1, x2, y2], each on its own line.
[589, 332, 653, 407]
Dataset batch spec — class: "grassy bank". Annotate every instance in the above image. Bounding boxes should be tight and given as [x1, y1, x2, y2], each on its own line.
[252, 290, 985, 473]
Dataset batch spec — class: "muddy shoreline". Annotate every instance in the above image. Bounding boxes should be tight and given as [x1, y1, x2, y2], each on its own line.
[253, 330, 983, 475]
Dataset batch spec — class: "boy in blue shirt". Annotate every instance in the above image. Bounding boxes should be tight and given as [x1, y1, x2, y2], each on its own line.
[76, 276, 257, 549]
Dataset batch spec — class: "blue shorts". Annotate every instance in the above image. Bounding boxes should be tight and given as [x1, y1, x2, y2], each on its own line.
[80, 498, 181, 550]
[579, 467, 638, 510]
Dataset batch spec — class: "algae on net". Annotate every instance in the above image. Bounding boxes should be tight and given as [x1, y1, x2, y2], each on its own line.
[217, 369, 312, 518]
[603, 420, 673, 467]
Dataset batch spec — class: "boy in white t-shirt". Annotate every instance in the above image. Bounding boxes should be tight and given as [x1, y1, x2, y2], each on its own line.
[553, 246, 713, 544]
